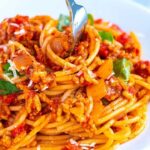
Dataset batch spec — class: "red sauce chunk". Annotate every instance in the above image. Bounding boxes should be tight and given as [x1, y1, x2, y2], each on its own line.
[11, 123, 25, 138]
[14, 15, 29, 24]
[116, 32, 130, 45]
[63, 143, 82, 150]
[0, 94, 17, 105]
[13, 53, 33, 70]
[134, 61, 150, 78]
[111, 23, 123, 32]
[99, 43, 109, 59]
[94, 18, 103, 24]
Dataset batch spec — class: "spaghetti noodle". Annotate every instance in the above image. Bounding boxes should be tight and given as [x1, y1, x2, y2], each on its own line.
[0, 14, 150, 150]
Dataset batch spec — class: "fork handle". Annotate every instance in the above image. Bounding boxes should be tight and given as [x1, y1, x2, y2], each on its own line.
[66, 0, 76, 8]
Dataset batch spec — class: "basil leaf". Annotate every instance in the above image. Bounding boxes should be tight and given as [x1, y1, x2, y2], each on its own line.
[88, 14, 94, 25]
[101, 98, 110, 106]
[0, 79, 20, 95]
[113, 58, 132, 81]
[3, 62, 10, 71]
[3, 62, 23, 77]
[99, 31, 114, 42]
[57, 14, 70, 31]
[3, 63, 13, 77]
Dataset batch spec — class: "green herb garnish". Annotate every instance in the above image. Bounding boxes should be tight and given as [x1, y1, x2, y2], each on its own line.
[99, 31, 114, 42]
[88, 14, 94, 25]
[0, 79, 20, 95]
[3, 62, 13, 77]
[57, 14, 70, 31]
[113, 58, 132, 81]
[3, 62, 23, 77]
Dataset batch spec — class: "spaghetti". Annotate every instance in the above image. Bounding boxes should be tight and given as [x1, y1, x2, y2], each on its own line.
[0, 14, 150, 150]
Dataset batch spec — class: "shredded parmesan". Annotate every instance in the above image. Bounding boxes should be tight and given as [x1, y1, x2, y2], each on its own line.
[39, 24, 43, 30]
[37, 145, 41, 150]
[61, 89, 73, 102]
[28, 80, 33, 87]
[76, 71, 83, 77]
[0, 45, 7, 52]
[110, 76, 115, 83]
[2, 74, 14, 84]
[80, 142, 96, 150]
[87, 69, 96, 78]
[41, 85, 49, 91]
[106, 72, 114, 80]
[14, 29, 26, 36]
[10, 23, 20, 28]
[7, 59, 18, 78]
[80, 143, 96, 147]
[70, 139, 78, 146]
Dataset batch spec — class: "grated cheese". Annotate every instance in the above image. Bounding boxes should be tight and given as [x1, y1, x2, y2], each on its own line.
[14, 29, 26, 36]
[28, 80, 33, 87]
[0, 45, 8, 52]
[2, 74, 14, 84]
[70, 139, 78, 146]
[80, 143, 96, 147]
[7, 59, 18, 78]
[41, 85, 49, 91]
[61, 89, 73, 102]
[87, 69, 96, 78]
[37, 145, 41, 150]
[10, 23, 20, 28]
[80, 142, 96, 150]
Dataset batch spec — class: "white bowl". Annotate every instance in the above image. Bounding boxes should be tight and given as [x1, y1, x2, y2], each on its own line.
[0, 0, 150, 149]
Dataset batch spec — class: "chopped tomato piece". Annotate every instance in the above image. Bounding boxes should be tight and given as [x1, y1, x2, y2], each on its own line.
[50, 32, 72, 57]
[128, 87, 136, 95]
[0, 96, 3, 101]
[0, 94, 16, 105]
[82, 81, 92, 86]
[7, 23, 20, 34]
[4, 94, 16, 104]
[111, 24, 123, 32]
[134, 61, 150, 78]
[87, 79, 107, 101]
[13, 53, 33, 70]
[11, 124, 25, 138]
[96, 59, 113, 79]
[94, 19, 103, 24]
[15, 15, 29, 24]
[116, 32, 129, 45]
[99, 43, 109, 59]
[91, 101, 104, 122]
[63, 143, 82, 150]
[50, 37, 64, 55]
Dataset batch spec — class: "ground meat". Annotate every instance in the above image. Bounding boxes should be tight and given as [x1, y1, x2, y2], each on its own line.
[99, 43, 109, 59]
[105, 76, 123, 101]
[0, 15, 46, 51]
[134, 61, 150, 78]
[63, 145, 82, 150]
[11, 123, 25, 138]
[50, 30, 73, 58]
[0, 102, 10, 120]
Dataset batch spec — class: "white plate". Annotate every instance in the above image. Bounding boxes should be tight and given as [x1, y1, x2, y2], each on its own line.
[0, 0, 150, 149]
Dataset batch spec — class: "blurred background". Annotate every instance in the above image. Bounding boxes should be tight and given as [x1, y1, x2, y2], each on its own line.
[134, 0, 150, 8]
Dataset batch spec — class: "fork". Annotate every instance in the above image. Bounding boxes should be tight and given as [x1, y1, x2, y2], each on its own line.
[66, 0, 88, 46]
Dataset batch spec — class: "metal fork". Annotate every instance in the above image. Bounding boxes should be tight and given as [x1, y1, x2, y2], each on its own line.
[66, 0, 87, 46]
